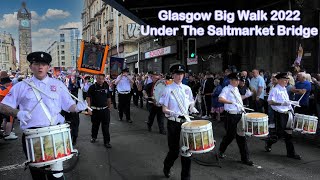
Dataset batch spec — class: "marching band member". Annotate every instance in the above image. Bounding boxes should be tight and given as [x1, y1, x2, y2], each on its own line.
[86, 74, 112, 148]
[159, 64, 198, 180]
[265, 73, 301, 160]
[115, 68, 134, 123]
[143, 71, 166, 134]
[0, 52, 88, 180]
[218, 72, 254, 166]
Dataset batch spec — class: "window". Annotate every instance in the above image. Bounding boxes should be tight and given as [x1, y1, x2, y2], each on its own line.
[61, 56, 65, 60]
[110, 8, 113, 20]
[61, 62, 65, 66]
[61, 51, 65, 55]
[61, 45, 64, 49]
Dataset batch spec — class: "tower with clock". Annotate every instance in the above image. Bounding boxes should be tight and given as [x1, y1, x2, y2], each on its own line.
[17, 1, 32, 74]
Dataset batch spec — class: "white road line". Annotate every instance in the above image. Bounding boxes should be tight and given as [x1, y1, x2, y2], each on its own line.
[0, 162, 25, 172]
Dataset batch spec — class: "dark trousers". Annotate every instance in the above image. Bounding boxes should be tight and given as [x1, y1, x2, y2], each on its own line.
[164, 120, 191, 180]
[91, 109, 110, 144]
[118, 93, 131, 120]
[133, 91, 143, 108]
[65, 112, 80, 142]
[266, 111, 296, 156]
[22, 133, 65, 180]
[201, 95, 212, 116]
[295, 105, 310, 115]
[254, 98, 265, 113]
[219, 113, 250, 161]
[110, 91, 117, 108]
[147, 105, 165, 132]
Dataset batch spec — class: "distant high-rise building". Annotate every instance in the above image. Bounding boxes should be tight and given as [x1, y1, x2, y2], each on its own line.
[17, 1, 32, 74]
[0, 32, 17, 71]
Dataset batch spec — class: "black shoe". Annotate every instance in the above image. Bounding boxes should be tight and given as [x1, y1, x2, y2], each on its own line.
[114, 107, 118, 109]
[90, 138, 96, 143]
[163, 167, 171, 178]
[218, 152, 226, 159]
[265, 142, 272, 152]
[147, 126, 152, 132]
[159, 131, 167, 135]
[287, 154, 302, 160]
[127, 120, 133, 123]
[104, 143, 112, 148]
[241, 160, 254, 166]
[119, 118, 123, 121]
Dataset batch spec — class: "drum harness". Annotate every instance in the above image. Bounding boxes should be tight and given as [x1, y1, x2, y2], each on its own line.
[23, 80, 79, 175]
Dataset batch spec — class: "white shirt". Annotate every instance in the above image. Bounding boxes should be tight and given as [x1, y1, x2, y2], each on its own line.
[116, 75, 131, 92]
[219, 85, 243, 112]
[159, 82, 194, 117]
[250, 75, 266, 99]
[2, 76, 75, 130]
[268, 84, 292, 112]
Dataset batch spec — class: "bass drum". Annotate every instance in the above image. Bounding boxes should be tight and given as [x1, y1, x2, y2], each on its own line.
[153, 79, 168, 106]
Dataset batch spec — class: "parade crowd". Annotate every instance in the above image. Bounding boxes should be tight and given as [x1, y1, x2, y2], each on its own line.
[0, 52, 320, 180]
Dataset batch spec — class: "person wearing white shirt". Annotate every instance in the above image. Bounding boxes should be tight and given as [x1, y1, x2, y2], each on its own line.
[159, 64, 198, 180]
[218, 72, 254, 166]
[266, 72, 301, 160]
[0, 51, 87, 180]
[115, 68, 134, 123]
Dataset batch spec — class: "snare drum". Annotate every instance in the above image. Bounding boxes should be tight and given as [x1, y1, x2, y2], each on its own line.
[181, 120, 215, 154]
[294, 113, 318, 134]
[24, 124, 74, 167]
[245, 113, 269, 137]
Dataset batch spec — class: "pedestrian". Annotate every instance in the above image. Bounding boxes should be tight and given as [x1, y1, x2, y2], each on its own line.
[115, 68, 134, 123]
[0, 51, 87, 180]
[86, 74, 112, 148]
[291, 72, 311, 115]
[265, 72, 302, 160]
[159, 64, 199, 180]
[143, 71, 166, 135]
[65, 74, 81, 146]
[218, 72, 254, 166]
[250, 69, 266, 113]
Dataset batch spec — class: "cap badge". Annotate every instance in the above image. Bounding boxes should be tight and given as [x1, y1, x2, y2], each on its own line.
[41, 53, 44, 58]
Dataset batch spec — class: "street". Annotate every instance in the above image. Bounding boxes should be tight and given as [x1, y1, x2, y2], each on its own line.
[0, 104, 320, 180]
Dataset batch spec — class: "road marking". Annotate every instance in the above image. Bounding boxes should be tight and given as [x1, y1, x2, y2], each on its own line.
[0, 162, 25, 172]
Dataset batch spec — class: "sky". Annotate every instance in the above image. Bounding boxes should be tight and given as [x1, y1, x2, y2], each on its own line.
[0, 0, 83, 61]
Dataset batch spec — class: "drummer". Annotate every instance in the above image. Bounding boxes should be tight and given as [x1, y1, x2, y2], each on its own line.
[265, 72, 301, 160]
[0, 51, 88, 180]
[143, 71, 166, 135]
[159, 64, 199, 180]
[218, 72, 254, 166]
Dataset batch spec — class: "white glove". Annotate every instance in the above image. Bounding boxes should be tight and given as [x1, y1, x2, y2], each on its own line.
[17, 111, 32, 125]
[281, 101, 291, 106]
[169, 110, 183, 118]
[189, 107, 199, 114]
[75, 100, 88, 112]
[244, 89, 253, 98]
[290, 100, 300, 107]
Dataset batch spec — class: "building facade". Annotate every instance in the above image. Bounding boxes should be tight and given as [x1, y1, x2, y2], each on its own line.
[82, 0, 140, 74]
[46, 34, 72, 69]
[0, 32, 17, 71]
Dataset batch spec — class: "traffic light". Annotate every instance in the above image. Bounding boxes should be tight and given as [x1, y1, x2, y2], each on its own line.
[187, 38, 196, 59]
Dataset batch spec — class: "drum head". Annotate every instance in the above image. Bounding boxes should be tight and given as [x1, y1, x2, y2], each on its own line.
[153, 80, 167, 104]
[246, 113, 267, 119]
[182, 120, 210, 128]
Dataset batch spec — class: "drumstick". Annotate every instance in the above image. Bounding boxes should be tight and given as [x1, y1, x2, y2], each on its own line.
[59, 86, 93, 111]
[297, 91, 306, 102]
[244, 107, 255, 111]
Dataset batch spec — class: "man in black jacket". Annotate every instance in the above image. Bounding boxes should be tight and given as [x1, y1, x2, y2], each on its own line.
[201, 72, 215, 119]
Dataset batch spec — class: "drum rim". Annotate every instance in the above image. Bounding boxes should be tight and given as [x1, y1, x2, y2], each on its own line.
[295, 113, 318, 120]
[24, 124, 70, 135]
[245, 112, 268, 119]
[188, 145, 215, 154]
[245, 118, 268, 122]
[28, 154, 73, 167]
[153, 79, 167, 103]
[181, 120, 212, 129]
[25, 128, 71, 139]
